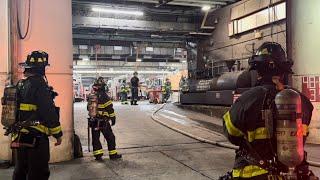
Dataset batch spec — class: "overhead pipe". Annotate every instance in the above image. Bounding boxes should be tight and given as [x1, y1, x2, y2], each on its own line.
[115, 0, 226, 7]
[189, 32, 212, 36]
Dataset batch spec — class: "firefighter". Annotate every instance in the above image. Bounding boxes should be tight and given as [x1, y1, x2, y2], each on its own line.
[219, 42, 318, 180]
[88, 77, 122, 161]
[162, 78, 172, 103]
[179, 76, 188, 93]
[130, 71, 139, 105]
[10, 51, 63, 180]
[120, 79, 129, 104]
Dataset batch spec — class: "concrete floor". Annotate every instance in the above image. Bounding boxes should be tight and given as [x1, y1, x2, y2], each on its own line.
[0, 101, 234, 180]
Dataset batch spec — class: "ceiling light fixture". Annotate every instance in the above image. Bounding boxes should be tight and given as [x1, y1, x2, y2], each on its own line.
[92, 7, 144, 16]
[202, 5, 211, 12]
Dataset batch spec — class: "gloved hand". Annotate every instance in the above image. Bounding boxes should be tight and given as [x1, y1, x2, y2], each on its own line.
[110, 117, 116, 126]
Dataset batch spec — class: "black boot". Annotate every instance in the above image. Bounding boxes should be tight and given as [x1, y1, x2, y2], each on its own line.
[95, 155, 103, 161]
[109, 153, 122, 160]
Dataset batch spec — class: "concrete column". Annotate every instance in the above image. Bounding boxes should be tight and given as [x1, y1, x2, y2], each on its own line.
[0, 0, 74, 162]
[0, 0, 12, 161]
[289, 0, 320, 144]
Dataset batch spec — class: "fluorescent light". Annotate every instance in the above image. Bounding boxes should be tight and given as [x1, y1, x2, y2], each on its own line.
[136, 58, 142, 62]
[182, 60, 187, 63]
[92, 7, 144, 16]
[202, 5, 211, 11]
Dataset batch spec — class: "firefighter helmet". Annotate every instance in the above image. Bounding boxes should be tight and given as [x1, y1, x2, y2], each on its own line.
[249, 42, 293, 75]
[19, 51, 49, 68]
[93, 77, 106, 87]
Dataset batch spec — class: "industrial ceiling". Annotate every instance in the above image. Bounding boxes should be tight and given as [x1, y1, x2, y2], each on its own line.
[72, 0, 238, 78]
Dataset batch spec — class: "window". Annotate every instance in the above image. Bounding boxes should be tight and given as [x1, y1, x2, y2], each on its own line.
[229, 2, 286, 36]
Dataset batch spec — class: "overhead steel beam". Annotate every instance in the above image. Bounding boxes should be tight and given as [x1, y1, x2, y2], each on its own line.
[122, 0, 227, 7]
[73, 33, 186, 43]
[73, 16, 196, 32]
[73, 69, 175, 75]
[72, 0, 202, 16]
[172, 0, 226, 5]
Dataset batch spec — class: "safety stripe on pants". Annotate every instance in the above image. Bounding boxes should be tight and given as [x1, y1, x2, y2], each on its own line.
[109, 150, 117, 155]
[93, 149, 104, 156]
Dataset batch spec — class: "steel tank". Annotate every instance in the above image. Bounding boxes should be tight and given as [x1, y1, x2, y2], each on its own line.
[187, 70, 252, 92]
[188, 78, 218, 92]
[212, 70, 252, 91]
[275, 89, 304, 171]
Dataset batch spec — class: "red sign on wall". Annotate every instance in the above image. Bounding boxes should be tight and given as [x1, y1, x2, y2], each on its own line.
[302, 76, 320, 102]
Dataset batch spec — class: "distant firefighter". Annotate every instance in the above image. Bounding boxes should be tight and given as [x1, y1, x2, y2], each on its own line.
[120, 79, 129, 105]
[179, 76, 189, 93]
[162, 78, 172, 103]
[130, 71, 139, 105]
[87, 77, 122, 161]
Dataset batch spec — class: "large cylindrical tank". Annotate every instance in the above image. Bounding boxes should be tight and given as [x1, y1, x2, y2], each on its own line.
[275, 89, 304, 167]
[187, 70, 252, 92]
[188, 78, 218, 92]
[212, 70, 252, 91]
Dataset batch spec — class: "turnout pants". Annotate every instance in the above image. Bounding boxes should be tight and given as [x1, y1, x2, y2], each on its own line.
[162, 92, 170, 102]
[13, 136, 50, 180]
[92, 121, 116, 157]
[131, 87, 138, 103]
[121, 92, 128, 103]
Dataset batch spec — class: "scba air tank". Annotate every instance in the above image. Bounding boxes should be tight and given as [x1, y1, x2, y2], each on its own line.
[87, 93, 98, 118]
[275, 89, 304, 169]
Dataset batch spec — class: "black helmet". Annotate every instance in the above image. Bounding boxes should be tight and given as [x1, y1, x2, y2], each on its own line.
[249, 42, 293, 75]
[93, 77, 106, 87]
[19, 51, 49, 68]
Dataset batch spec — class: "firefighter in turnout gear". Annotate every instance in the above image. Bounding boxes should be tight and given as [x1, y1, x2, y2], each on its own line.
[162, 78, 172, 103]
[4, 51, 63, 180]
[220, 42, 318, 180]
[87, 77, 122, 161]
[130, 71, 139, 105]
[120, 79, 129, 104]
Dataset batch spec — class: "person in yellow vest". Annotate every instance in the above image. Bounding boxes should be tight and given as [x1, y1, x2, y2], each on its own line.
[162, 78, 172, 103]
[120, 79, 129, 104]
